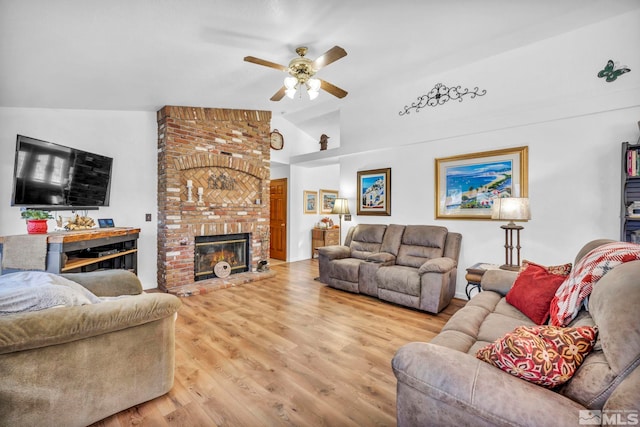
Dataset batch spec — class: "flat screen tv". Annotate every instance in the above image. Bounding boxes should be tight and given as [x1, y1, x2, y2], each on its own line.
[11, 135, 113, 210]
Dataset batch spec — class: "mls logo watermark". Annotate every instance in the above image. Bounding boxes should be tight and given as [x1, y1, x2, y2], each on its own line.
[580, 410, 639, 425]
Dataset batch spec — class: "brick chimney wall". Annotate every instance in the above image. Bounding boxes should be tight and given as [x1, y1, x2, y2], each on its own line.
[157, 106, 272, 292]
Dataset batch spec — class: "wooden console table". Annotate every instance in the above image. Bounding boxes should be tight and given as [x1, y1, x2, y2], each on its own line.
[0, 227, 140, 275]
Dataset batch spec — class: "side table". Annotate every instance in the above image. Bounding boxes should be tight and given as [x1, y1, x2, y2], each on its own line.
[465, 262, 500, 299]
[311, 227, 340, 259]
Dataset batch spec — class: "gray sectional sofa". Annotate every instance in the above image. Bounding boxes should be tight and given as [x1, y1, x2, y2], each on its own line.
[392, 239, 640, 426]
[317, 224, 462, 314]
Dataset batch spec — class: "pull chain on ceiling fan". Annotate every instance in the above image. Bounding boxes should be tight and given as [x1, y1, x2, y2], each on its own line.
[244, 45, 348, 101]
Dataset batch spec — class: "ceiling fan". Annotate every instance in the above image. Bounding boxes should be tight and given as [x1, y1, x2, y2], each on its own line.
[244, 45, 348, 101]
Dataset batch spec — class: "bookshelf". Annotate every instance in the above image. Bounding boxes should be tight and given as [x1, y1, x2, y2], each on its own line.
[622, 141, 640, 243]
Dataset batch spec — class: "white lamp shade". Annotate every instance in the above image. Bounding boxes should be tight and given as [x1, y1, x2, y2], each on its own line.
[331, 198, 350, 215]
[491, 197, 531, 221]
[308, 89, 319, 100]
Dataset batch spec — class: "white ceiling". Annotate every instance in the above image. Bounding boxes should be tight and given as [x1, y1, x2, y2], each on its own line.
[1, 0, 639, 139]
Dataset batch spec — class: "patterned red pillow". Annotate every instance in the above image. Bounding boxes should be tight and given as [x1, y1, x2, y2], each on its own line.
[506, 263, 567, 324]
[520, 259, 572, 276]
[476, 325, 598, 388]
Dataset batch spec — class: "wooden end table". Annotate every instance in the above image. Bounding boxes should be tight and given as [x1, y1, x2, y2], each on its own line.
[465, 262, 500, 299]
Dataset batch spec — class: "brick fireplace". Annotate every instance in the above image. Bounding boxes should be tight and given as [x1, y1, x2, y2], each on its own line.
[157, 106, 272, 294]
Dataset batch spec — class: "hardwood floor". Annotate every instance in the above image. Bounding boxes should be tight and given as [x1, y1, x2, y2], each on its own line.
[91, 260, 465, 427]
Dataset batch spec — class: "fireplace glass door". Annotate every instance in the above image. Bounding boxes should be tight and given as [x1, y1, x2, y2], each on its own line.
[194, 233, 250, 280]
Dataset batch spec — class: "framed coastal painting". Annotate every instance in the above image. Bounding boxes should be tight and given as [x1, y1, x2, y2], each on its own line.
[303, 190, 317, 214]
[435, 146, 528, 220]
[319, 189, 339, 214]
[357, 168, 391, 216]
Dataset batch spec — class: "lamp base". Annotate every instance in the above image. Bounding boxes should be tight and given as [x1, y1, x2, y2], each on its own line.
[499, 264, 521, 271]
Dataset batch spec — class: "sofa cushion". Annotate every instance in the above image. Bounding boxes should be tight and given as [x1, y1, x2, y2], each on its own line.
[349, 224, 387, 260]
[376, 265, 421, 296]
[476, 325, 598, 388]
[506, 263, 567, 325]
[329, 258, 363, 283]
[396, 226, 448, 268]
[558, 260, 640, 409]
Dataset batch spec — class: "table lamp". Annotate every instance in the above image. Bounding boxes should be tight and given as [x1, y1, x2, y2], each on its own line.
[491, 197, 531, 271]
[331, 198, 350, 245]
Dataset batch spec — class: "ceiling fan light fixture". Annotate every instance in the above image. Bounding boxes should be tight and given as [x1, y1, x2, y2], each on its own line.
[307, 78, 321, 92]
[285, 88, 297, 99]
[308, 89, 319, 100]
[284, 76, 298, 90]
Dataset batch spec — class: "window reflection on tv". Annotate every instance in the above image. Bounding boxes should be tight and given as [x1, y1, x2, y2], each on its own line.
[11, 135, 113, 209]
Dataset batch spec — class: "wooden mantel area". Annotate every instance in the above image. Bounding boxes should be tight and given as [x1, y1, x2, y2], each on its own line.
[0, 227, 140, 275]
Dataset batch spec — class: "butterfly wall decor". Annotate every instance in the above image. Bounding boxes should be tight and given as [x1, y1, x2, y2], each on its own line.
[597, 59, 631, 82]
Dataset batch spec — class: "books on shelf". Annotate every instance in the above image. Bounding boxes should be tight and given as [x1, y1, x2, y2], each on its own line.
[628, 146, 640, 177]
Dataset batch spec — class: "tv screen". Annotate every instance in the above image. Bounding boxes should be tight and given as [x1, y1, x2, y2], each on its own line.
[11, 135, 113, 209]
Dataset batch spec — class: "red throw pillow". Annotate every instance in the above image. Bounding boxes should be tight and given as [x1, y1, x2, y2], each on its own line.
[476, 325, 598, 388]
[506, 263, 568, 325]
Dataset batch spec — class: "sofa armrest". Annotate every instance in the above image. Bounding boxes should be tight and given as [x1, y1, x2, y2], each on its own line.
[0, 293, 181, 355]
[480, 269, 518, 296]
[392, 342, 586, 426]
[417, 257, 456, 275]
[366, 252, 396, 265]
[61, 270, 143, 297]
[317, 245, 351, 260]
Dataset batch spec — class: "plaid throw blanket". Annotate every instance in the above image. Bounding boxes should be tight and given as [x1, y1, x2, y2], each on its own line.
[550, 242, 640, 327]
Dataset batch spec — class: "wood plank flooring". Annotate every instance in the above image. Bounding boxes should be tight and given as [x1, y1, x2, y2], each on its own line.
[91, 259, 465, 427]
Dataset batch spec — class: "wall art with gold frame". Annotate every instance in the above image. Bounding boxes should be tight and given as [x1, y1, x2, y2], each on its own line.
[319, 189, 339, 214]
[303, 190, 317, 214]
[435, 146, 528, 220]
[357, 168, 391, 216]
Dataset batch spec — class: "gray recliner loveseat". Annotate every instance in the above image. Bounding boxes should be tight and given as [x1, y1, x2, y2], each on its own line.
[318, 224, 462, 314]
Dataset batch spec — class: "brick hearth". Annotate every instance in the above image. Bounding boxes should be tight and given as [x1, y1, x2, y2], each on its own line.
[157, 106, 272, 294]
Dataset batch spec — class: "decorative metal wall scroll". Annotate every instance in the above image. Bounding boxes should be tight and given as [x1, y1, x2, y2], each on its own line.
[597, 60, 631, 82]
[399, 83, 487, 116]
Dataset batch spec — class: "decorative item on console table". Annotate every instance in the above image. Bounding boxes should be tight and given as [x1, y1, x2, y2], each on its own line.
[20, 209, 54, 234]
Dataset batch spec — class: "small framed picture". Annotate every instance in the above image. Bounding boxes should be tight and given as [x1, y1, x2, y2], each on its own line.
[303, 190, 318, 214]
[357, 168, 391, 216]
[319, 189, 339, 214]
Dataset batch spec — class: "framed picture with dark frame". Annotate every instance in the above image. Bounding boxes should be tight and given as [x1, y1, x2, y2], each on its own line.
[319, 189, 339, 214]
[357, 168, 391, 216]
[435, 146, 528, 220]
[303, 190, 317, 214]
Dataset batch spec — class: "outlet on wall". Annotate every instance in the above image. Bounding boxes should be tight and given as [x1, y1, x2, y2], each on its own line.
[145, 213, 152, 222]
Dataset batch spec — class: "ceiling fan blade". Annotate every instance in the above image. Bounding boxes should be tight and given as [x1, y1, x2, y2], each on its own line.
[319, 79, 348, 99]
[244, 56, 288, 72]
[270, 86, 286, 101]
[312, 46, 347, 70]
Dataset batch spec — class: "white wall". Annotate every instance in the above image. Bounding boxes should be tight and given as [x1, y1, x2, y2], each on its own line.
[0, 107, 158, 289]
[338, 107, 639, 299]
